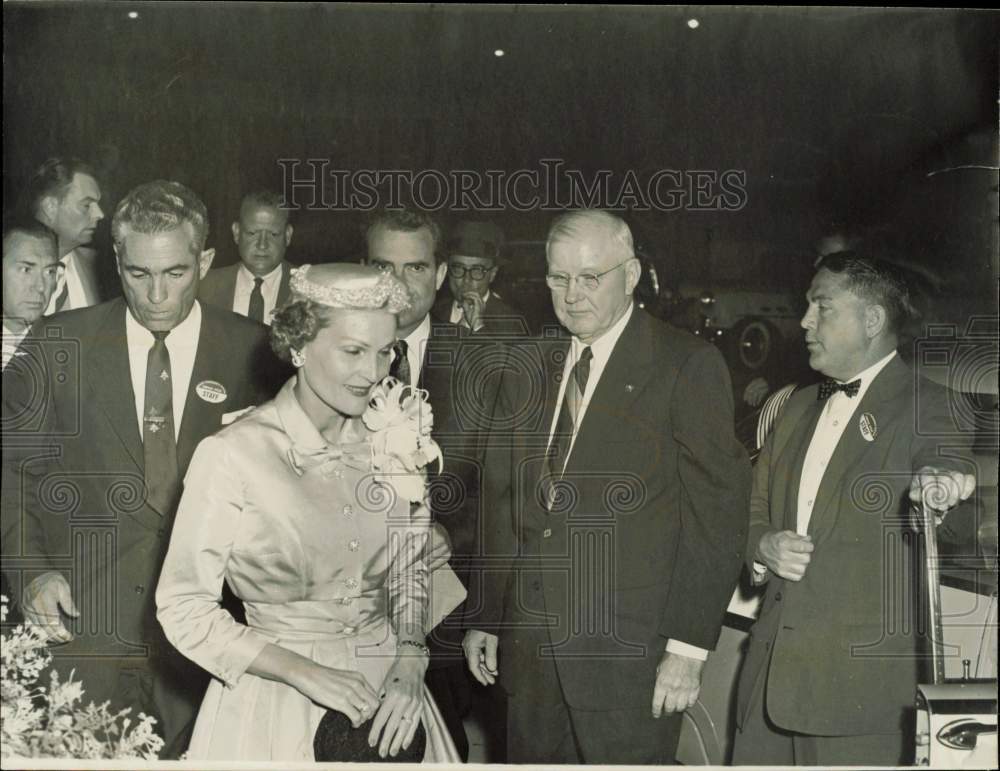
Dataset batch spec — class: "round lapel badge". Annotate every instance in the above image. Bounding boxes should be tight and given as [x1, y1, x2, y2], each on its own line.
[196, 380, 228, 404]
[859, 412, 877, 442]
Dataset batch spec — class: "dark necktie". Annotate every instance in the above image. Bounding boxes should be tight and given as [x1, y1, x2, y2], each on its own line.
[390, 339, 411, 386]
[53, 262, 70, 312]
[248, 277, 265, 323]
[143, 330, 180, 514]
[543, 346, 593, 507]
[817, 378, 861, 400]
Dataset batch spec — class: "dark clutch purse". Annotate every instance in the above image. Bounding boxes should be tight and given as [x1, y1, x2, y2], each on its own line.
[313, 709, 426, 763]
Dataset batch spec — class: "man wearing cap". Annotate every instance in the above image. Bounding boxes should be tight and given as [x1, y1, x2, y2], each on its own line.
[198, 191, 294, 325]
[433, 220, 525, 335]
[2, 180, 286, 757]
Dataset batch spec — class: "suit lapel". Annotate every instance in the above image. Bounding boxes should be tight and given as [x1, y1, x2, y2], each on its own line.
[808, 356, 910, 541]
[176, 312, 222, 474]
[225, 264, 239, 310]
[277, 261, 293, 306]
[85, 300, 143, 472]
[564, 310, 648, 473]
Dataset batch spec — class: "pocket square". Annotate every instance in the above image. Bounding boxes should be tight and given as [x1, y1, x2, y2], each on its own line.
[221, 406, 255, 425]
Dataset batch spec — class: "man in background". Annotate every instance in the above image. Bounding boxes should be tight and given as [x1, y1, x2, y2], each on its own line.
[433, 220, 524, 335]
[23, 157, 105, 314]
[2, 217, 60, 370]
[199, 191, 293, 324]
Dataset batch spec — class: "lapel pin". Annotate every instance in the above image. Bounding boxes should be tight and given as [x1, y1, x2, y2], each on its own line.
[196, 380, 227, 404]
[625, 384, 634, 393]
[859, 412, 877, 442]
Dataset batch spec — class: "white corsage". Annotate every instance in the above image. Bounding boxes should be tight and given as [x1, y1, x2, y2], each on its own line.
[363, 377, 443, 503]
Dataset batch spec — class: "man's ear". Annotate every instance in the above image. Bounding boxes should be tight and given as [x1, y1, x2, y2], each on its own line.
[865, 304, 887, 339]
[198, 248, 216, 279]
[231, 222, 240, 246]
[624, 257, 642, 295]
[487, 265, 500, 285]
[38, 196, 59, 226]
[435, 260, 448, 290]
[285, 224, 294, 247]
[113, 243, 122, 275]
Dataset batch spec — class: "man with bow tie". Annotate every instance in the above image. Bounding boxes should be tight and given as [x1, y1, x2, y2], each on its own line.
[1, 180, 286, 757]
[463, 210, 751, 763]
[732, 253, 976, 766]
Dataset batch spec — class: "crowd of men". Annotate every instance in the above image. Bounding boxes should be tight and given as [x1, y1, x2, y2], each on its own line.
[1, 157, 977, 765]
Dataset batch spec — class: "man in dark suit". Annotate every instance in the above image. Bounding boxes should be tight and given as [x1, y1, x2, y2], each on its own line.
[732, 253, 977, 766]
[432, 220, 528, 337]
[365, 208, 496, 761]
[23, 157, 106, 313]
[463, 210, 751, 764]
[2, 180, 285, 758]
[198, 191, 293, 325]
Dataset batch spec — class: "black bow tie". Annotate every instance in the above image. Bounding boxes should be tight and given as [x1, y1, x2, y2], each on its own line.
[818, 379, 861, 400]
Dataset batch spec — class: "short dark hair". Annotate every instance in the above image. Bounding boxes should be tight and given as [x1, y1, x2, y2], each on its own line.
[365, 208, 442, 264]
[112, 180, 209, 259]
[22, 157, 98, 217]
[2, 214, 58, 256]
[816, 251, 916, 335]
[239, 191, 290, 221]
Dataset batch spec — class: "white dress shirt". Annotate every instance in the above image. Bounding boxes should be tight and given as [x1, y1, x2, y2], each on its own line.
[45, 249, 90, 315]
[126, 301, 203, 441]
[1, 322, 28, 371]
[400, 313, 431, 385]
[796, 350, 897, 534]
[233, 262, 283, 325]
[547, 303, 706, 661]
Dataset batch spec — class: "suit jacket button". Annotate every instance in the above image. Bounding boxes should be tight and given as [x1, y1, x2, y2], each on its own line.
[542, 528, 552, 539]
[134, 584, 145, 594]
[774, 592, 782, 601]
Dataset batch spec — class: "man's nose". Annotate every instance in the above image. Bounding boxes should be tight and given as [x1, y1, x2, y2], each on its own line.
[800, 307, 815, 329]
[92, 203, 105, 222]
[564, 278, 583, 304]
[148, 277, 168, 304]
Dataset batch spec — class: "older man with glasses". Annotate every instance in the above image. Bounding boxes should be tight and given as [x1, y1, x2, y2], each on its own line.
[464, 209, 751, 764]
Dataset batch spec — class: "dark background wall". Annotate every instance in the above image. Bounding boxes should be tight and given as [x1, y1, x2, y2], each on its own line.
[4, 4, 998, 316]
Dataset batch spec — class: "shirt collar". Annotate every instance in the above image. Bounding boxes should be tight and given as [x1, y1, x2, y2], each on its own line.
[837, 350, 897, 399]
[570, 301, 634, 364]
[2, 322, 27, 341]
[125, 299, 203, 346]
[274, 374, 368, 451]
[237, 261, 283, 287]
[402, 313, 432, 351]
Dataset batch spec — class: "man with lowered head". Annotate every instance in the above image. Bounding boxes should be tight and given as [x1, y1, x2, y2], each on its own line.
[2, 180, 284, 757]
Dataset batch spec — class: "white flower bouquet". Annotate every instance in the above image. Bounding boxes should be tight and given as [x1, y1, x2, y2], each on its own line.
[1, 596, 164, 760]
[363, 377, 443, 504]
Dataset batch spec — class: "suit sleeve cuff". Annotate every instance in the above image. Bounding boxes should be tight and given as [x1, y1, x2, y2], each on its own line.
[665, 639, 709, 661]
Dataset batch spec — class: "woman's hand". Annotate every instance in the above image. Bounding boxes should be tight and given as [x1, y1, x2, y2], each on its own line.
[288, 658, 380, 729]
[367, 648, 428, 757]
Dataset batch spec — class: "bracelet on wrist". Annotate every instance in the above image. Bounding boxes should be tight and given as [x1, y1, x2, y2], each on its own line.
[398, 639, 429, 655]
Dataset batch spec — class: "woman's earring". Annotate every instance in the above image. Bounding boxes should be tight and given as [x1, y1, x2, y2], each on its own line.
[290, 348, 306, 368]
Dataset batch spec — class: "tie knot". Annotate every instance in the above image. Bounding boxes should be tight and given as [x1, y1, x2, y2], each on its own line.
[253, 277, 264, 288]
[579, 346, 593, 364]
[394, 339, 408, 357]
[151, 330, 170, 342]
[818, 378, 861, 400]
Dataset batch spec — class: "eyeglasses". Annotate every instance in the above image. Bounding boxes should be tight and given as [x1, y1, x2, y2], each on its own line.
[448, 264, 493, 280]
[545, 260, 630, 292]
